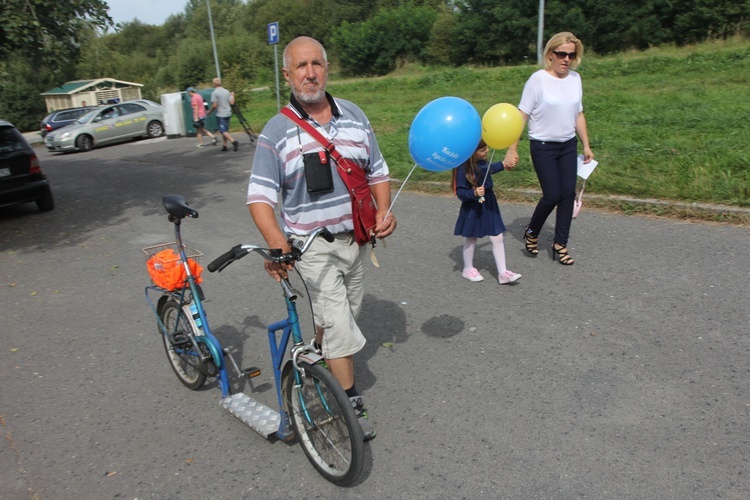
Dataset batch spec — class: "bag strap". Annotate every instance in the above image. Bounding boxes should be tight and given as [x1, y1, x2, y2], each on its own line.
[280, 107, 353, 174]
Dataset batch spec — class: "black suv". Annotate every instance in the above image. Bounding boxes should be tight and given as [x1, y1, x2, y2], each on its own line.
[0, 120, 54, 212]
[40, 106, 97, 137]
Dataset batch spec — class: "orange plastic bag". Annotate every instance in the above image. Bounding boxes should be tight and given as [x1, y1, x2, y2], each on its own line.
[147, 248, 203, 290]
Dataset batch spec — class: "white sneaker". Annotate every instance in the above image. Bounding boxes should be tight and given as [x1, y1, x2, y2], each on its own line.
[461, 268, 484, 282]
[498, 270, 521, 284]
[196, 143, 205, 149]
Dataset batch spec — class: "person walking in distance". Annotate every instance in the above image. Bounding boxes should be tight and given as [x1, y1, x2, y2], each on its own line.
[246, 36, 397, 441]
[187, 87, 217, 148]
[453, 139, 521, 285]
[208, 78, 239, 152]
[505, 32, 594, 265]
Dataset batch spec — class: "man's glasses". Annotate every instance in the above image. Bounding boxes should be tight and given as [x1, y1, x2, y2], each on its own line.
[552, 50, 576, 60]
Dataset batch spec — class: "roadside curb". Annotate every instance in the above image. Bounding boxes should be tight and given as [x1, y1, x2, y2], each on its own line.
[391, 178, 750, 224]
[24, 131, 43, 146]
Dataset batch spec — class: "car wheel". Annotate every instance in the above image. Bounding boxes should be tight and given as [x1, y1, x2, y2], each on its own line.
[76, 135, 93, 152]
[147, 121, 164, 138]
[36, 188, 54, 212]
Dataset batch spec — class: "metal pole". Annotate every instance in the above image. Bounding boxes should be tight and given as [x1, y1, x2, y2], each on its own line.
[274, 45, 281, 111]
[207, 0, 221, 79]
[537, 0, 545, 65]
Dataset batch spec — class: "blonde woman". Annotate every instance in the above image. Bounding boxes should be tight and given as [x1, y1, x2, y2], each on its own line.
[505, 32, 594, 265]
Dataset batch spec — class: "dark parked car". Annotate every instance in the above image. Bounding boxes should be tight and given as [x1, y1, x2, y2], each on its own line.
[40, 106, 97, 137]
[0, 120, 54, 212]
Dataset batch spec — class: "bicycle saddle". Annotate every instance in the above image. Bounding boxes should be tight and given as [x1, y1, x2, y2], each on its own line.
[162, 194, 199, 219]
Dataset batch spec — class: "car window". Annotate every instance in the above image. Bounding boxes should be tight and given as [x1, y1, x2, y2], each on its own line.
[118, 103, 146, 116]
[56, 110, 84, 121]
[99, 107, 119, 120]
[0, 127, 27, 154]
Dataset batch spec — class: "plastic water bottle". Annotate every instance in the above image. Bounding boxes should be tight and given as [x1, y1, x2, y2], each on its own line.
[189, 303, 203, 329]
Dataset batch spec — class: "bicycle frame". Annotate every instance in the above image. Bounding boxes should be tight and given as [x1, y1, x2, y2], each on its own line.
[144, 215, 231, 397]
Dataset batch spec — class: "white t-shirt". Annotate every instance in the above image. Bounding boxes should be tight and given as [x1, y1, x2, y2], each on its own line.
[518, 69, 583, 142]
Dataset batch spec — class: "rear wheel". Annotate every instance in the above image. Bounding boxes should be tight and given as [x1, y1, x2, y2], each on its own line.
[76, 134, 93, 152]
[36, 187, 54, 212]
[159, 300, 207, 390]
[147, 120, 164, 138]
[285, 361, 364, 485]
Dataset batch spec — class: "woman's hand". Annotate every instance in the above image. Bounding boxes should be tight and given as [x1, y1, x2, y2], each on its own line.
[504, 150, 519, 169]
[582, 146, 594, 163]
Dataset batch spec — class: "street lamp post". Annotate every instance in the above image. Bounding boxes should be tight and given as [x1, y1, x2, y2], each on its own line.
[537, 0, 545, 65]
[207, 0, 221, 79]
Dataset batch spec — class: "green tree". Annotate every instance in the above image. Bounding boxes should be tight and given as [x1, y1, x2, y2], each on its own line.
[0, 0, 113, 71]
[0, 54, 52, 131]
[244, 0, 379, 50]
[332, 4, 439, 75]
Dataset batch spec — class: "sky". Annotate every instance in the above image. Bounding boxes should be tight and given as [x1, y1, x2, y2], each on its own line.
[105, 0, 189, 27]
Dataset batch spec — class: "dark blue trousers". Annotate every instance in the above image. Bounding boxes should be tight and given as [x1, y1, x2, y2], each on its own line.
[527, 138, 578, 245]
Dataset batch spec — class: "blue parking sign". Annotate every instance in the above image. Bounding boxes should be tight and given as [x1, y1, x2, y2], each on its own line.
[267, 22, 279, 45]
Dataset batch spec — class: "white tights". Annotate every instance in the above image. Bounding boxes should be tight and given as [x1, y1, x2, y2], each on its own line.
[462, 234, 507, 275]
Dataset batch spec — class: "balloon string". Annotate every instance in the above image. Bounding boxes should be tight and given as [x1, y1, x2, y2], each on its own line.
[384, 163, 417, 223]
[480, 149, 496, 187]
[478, 149, 495, 203]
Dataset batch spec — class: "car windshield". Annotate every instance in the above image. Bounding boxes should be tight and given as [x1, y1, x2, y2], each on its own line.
[75, 109, 99, 124]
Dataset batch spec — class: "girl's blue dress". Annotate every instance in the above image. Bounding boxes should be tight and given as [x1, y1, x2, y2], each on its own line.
[453, 160, 506, 238]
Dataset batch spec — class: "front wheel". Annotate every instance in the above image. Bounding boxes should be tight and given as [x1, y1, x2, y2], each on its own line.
[159, 300, 207, 390]
[285, 362, 364, 485]
[76, 134, 93, 152]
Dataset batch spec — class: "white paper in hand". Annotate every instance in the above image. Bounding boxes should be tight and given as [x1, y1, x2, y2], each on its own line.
[577, 155, 598, 180]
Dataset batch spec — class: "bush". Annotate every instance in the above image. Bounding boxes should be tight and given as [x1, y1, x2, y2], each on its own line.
[332, 5, 438, 76]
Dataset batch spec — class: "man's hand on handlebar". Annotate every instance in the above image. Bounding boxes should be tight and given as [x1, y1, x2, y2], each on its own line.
[263, 245, 294, 282]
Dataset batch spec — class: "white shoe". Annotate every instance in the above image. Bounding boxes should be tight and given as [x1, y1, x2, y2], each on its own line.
[498, 270, 521, 284]
[196, 144, 205, 149]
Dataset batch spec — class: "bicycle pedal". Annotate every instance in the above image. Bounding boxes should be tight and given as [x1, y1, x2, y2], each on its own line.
[242, 366, 261, 379]
[169, 332, 190, 346]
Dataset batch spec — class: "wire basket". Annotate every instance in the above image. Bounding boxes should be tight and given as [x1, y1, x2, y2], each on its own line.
[142, 242, 203, 290]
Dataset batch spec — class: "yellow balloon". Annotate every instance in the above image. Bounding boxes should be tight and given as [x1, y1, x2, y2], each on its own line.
[481, 103, 523, 149]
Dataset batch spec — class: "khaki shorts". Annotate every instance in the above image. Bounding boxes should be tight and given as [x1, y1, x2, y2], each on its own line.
[294, 232, 366, 359]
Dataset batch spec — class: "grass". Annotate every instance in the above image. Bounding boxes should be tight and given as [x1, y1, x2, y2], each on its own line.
[238, 38, 750, 215]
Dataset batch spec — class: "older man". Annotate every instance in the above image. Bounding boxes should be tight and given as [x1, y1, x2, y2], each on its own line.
[246, 36, 396, 440]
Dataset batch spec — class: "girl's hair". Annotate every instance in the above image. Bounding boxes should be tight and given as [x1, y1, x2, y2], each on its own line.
[451, 139, 486, 193]
[543, 31, 584, 71]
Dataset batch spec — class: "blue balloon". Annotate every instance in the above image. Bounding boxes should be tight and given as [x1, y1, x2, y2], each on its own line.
[408, 97, 482, 171]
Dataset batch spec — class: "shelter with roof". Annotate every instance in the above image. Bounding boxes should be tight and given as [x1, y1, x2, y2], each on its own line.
[40, 78, 143, 112]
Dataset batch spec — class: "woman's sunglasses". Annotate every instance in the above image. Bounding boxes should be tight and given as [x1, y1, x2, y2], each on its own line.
[552, 51, 576, 60]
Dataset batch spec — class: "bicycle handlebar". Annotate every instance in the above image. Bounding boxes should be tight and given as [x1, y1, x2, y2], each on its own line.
[207, 227, 334, 273]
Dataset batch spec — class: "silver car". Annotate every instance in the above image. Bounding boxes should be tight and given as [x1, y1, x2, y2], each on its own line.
[44, 100, 164, 153]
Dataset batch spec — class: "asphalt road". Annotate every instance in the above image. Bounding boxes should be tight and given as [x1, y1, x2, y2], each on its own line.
[2, 135, 749, 499]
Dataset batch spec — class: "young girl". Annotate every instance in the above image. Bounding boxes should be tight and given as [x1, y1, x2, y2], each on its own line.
[453, 139, 521, 284]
